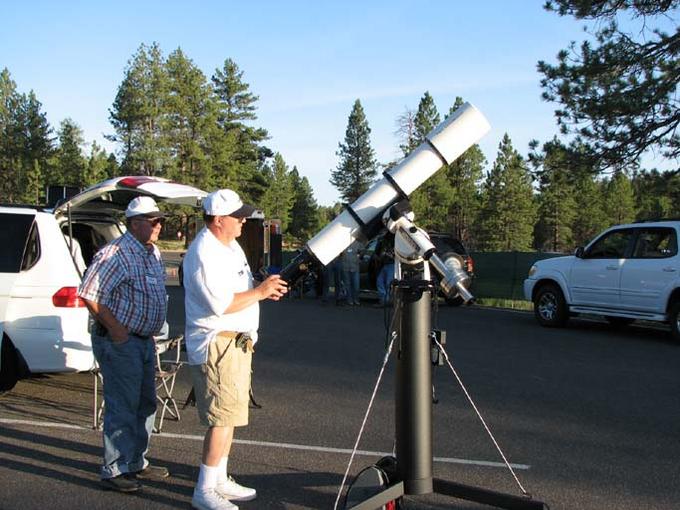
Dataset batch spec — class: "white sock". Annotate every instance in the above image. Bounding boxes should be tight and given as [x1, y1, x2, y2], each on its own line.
[196, 464, 221, 493]
[217, 456, 229, 484]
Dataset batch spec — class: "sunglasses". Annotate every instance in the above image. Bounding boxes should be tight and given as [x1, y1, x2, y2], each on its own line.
[134, 217, 165, 226]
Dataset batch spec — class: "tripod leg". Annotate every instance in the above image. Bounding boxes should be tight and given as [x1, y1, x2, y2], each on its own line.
[346, 481, 404, 510]
[433, 478, 549, 510]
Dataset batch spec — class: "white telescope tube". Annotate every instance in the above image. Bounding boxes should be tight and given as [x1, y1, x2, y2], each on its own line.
[306, 102, 490, 265]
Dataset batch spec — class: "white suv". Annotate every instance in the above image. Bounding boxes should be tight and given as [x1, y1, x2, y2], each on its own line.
[524, 221, 680, 340]
[0, 176, 206, 391]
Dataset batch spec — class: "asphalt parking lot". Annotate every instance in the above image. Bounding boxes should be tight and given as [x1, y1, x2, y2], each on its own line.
[2, 281, 680, 510]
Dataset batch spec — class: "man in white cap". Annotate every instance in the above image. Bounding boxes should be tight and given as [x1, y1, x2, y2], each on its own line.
[183, 189, 287, 510]
[79, 196, 170, 492]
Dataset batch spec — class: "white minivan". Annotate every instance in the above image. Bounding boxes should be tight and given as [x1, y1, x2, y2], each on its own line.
[0, 176, 206, 390]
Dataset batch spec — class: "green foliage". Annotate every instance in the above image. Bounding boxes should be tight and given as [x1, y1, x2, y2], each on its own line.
[288, 166, 320, 244]
[83, 142, 112, 187]
[409, 92, 451, 230]
[539, 0, 680, 169]
[478, 134, 537, 251]
[211, 58, 270, 202]
[54, 118, 87, 186]
[109, 42, 170, 175]
[0, 68, 54, 203]
[330, 99, 377, 203]
[260, 153, 295, 231]
[529, 137, 577, 251]
[632, 169, 678, 221]
[602, 170, 637, 225]
[18, 159, 43, 205]
[444, 97, 486, 248]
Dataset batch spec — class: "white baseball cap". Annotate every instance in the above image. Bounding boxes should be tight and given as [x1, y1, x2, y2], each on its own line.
[202, 189, 256, 218]
[125, 196, 165, 218]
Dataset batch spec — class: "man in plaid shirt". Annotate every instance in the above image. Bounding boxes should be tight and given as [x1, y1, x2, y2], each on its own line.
[79, 196, 169, 493]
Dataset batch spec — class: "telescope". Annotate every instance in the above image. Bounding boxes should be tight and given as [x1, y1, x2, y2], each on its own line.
[279, 102, 490, 285]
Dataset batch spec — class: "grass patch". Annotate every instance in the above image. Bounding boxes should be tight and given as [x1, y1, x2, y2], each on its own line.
[474, 298, 532, 311]
[156, 239, 186, 251]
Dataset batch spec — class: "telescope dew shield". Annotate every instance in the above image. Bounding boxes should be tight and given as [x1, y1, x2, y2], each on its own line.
[306, 103, 490, 266]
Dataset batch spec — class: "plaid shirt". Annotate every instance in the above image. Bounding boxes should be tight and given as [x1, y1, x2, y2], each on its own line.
[78, 231, 167, 337]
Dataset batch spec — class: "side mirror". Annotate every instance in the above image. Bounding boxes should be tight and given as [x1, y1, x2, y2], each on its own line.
[574, 246, 585, 258]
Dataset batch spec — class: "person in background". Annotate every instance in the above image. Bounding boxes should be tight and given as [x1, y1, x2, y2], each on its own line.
[78, 196, 169, 493]
[341, 241, 361, 305]
[183, 189, 287, 510]
[375, 233, 395, 307]
[321, 254, 344, 305]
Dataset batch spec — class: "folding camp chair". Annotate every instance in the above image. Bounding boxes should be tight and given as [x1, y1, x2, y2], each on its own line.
[92, 335, 185, 432]
[154, 335, 184, 432]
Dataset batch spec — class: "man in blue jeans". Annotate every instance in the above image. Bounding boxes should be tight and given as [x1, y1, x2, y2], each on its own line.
[375, 233, 395, 306]
[79, 197, 170, 493]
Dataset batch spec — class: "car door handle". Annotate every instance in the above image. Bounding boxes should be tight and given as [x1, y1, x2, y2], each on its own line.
[662, 267, 677, 272]
[606, 265, 618, 270]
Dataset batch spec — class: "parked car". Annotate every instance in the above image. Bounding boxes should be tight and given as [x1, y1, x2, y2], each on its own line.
[524, 220, 680, 340]
[0, 176, 206, 391]
[358, 231, 474, 305]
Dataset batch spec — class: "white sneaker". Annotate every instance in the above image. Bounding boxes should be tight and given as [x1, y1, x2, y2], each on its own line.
[215, 476, 257, 502]
[192, 488, 239, 510]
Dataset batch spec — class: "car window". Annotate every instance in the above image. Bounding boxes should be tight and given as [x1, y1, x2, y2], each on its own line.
[632, 228, 677, 259]
[587, 229, 633, 259]
[0, 213, 36, 273]
[21, 220, 41, 271]
[431, 236, 465, 255]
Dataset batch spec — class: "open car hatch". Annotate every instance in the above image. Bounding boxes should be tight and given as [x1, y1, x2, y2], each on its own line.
[53, 176, 208, 217]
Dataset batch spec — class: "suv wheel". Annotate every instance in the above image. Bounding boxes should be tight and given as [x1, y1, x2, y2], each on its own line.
[669, 301, 680, 342]
[534, 283, 568, 327]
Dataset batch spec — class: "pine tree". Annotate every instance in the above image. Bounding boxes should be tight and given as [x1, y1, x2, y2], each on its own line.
[572, 172, 607, 247]
[18, 159, 43, 205]
[211, 58, 269, 196]
[409, 92, 451, 230]
[54, 118, 86, 186]
[529, 138, 577, 252]
[444, 97, 485, 248]
[288, 166, 320, 244]
[632, 169, 675, 221]
[165, 48, 215, 190]
[330, 99, 377, 203]
[0, 69, 53, 202]
[83, 142, 111, 186]
[394, 107, 417, 157]
[108, 42, 170, 175]
[0, 69, 24, 202]
[260, 153, 295, 231]
[603, 170, 637, 225]
[23, 91, 54, 183]
[478, 134, 536, 251]
[539, 0, 680, 168]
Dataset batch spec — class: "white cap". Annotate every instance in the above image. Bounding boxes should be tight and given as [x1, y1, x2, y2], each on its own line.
[125, 196, 165, 218]
[202, 189, 255, 218]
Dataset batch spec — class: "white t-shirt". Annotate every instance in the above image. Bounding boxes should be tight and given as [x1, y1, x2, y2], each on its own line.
[183, 227, 259, 365]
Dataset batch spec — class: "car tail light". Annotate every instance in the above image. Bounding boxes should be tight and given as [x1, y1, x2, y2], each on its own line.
[52, 287, 87, 308]
[119, 176, 163, 188]
[466, 256, 474, 275]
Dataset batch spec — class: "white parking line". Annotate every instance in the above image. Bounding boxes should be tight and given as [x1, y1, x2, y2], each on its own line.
[0, 418, 530, 470]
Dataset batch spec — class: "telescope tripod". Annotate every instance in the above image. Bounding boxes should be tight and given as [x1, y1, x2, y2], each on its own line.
[347, 278, 548, 510]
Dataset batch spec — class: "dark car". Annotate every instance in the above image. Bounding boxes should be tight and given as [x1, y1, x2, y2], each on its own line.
[358, 231, 474, 306]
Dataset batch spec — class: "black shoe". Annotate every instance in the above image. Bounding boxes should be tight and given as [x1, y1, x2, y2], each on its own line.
[101, 474, 141, 492]
[133, 465, 170, 480]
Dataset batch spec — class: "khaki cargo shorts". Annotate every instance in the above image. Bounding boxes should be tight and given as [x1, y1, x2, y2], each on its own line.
[189, 332, 253, 427]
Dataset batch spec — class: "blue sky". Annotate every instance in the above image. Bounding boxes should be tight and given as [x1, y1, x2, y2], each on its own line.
[1, 1, 636, 205]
